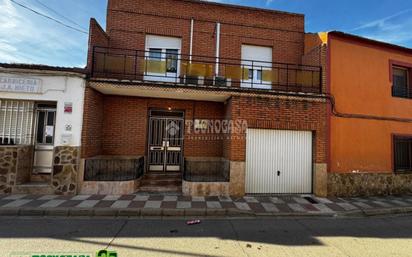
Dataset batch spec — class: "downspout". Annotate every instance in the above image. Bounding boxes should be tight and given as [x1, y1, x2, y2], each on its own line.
[215, 22, 221, 77]
[189, 18, 194, 63]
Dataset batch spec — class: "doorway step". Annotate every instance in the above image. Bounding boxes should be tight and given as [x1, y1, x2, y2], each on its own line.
[139, 172, 182, 192]
[13, 182, 54, 195]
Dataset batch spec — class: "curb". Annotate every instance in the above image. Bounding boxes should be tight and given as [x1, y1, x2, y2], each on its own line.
[0, 207, 411, 218]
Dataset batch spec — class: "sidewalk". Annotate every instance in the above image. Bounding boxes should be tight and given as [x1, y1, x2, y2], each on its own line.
[1, 193, 412, 218]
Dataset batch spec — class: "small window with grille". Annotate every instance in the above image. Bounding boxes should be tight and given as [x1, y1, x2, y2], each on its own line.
[392, 66, 411, 99]
[394, 136, 412, 172]
[0, 99, 35, 145]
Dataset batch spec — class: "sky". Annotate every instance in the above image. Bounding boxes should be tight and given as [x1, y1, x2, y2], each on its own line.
[0, 0, 411, 68]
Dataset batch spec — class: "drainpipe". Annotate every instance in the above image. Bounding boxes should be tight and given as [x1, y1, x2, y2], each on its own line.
[189, 18, 194, 63]
[215, 22, 221, 77]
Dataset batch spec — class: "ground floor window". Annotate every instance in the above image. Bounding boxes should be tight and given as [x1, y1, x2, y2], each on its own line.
[394, 136, 412, 172]
[0, 99, 35, 145]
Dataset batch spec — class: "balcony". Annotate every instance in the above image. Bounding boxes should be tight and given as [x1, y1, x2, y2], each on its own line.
[91, 46, 322, 94]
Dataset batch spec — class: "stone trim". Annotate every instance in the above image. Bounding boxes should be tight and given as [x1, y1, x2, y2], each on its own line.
[328, 172, 412, 197]
[0, 146, 33, 194]
[52, 146, 80, 195]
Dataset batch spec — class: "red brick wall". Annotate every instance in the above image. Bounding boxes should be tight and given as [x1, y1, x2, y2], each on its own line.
[87, 18, 110, 72]
[84, 95, 226, 157]
[81, 87, 104, 158]
[97, 0, 305, 64]
[226, 96, 327, 163]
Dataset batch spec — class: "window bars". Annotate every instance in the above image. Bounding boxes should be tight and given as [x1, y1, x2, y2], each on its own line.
[0, 99, 35, 145]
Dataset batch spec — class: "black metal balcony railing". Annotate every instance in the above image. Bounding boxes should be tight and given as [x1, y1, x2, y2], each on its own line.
[84, 156, 145, 181]
[92, 46, 322, 94]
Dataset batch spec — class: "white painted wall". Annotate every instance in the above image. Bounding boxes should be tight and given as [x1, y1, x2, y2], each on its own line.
[0, 71, 85, 147]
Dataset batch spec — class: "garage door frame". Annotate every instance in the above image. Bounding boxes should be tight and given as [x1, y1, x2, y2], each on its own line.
[245, 128, 314, 194]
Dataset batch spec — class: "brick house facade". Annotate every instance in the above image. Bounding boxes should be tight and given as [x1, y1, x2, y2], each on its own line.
[81, 0, 328, 196]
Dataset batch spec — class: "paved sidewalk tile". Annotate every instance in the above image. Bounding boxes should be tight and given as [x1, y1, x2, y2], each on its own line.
[206, 201, 222, 209]
[352, 202, 373, 209]
[313, 204, 334, 213]
[293, 197, 310, 204]
[389, 199, 410, 207]
[163, 196, 178, 202]
[261, 202, 279, 212]
[177, 201, 191, 209]
[144, 201, 161, 209]
[234, 202, 251, 211]
[218, 196, 232, 202]
[129, 201, 145, 208]
[2, 193, 412, 217]
[38, 195, 58, 201]
[103, 195, 121, 201]
[270, 197, 285, 204]
[288, 203, 307, 212]
[337, 202, 358, 211]
[71, 195, 91, 201]
[76, 200, 99, 208]
[134, 195, 149, 201]
[313, 197, 333, 204]
[111, 200, 132, 209]
[94, 201, 115, 208]
[0, 200, 14, 207]
[243, 196, 259, 203]
[161, 201, 177, 208]
[372, 201, 393, 208]
[58, 200, 82, 208]
[21, 200, 48, 208]
[248, 203, 266, 213]
[119, 195, 136, 201]
[191, 201, 206, 209]
[3, 199, 32, 208]
[88, 195, 106, 200]
[3, 195, 27, 200]
[40, 200, 66, 208]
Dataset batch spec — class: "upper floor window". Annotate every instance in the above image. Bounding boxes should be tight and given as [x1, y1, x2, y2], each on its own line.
[392, 66, 411, 99]
[394, 136, 412, 172]
[241, 45, 273, 89]
[145, 35, 181, 82]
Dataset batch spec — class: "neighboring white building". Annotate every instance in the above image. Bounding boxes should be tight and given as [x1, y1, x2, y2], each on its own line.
[0, 64, 86, 195]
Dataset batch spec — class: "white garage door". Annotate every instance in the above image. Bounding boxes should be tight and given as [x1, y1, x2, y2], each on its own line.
[245, 129, 313, 194]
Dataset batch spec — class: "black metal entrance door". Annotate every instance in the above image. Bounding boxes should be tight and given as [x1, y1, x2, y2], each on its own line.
[148, 111, 184, 172]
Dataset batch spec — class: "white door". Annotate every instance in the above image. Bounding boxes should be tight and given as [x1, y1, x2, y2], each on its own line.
[245, 129, 313, 194]
[33, 105, 56, 174]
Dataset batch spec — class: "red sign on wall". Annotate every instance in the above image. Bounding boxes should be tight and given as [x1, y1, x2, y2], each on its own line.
[64, 102, 73, 113]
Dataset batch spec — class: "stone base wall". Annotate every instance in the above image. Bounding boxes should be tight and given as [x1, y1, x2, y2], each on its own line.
[15, 146, 33, 185]
[328, 173, 412, 197]
[52, 146, 80, 195]
[314, 163, 327, 197]
[80, 179, 141, 195]
[182, 180, 230, 196]
[0, 146, 33, 194]
[229, 161, 245, 197]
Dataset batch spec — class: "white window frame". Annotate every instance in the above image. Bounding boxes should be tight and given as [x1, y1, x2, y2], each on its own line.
[144, 35, 182, 83]
[241, 45, 273, 89]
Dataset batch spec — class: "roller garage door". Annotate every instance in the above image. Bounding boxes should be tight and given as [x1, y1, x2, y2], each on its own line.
[245, 129, 313, 194]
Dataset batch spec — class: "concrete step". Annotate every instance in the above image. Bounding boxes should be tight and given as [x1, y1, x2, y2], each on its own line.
[13, 182, 54, 195]
[139, 185, 182, 193]
[140, 179, 182, 187]
[143, 172, 182, 180]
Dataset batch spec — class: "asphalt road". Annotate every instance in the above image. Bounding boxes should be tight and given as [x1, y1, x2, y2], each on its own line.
[1, 215, 412, 257]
